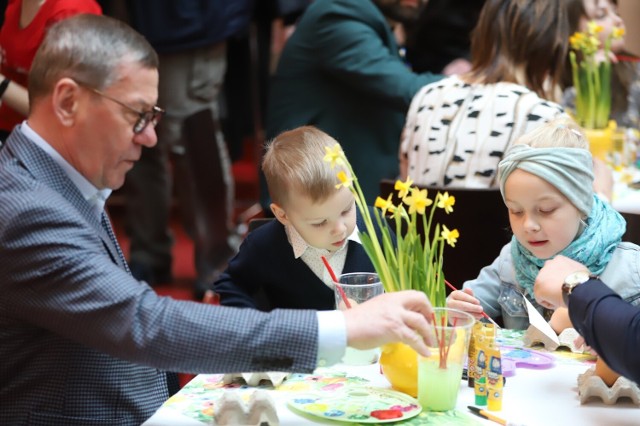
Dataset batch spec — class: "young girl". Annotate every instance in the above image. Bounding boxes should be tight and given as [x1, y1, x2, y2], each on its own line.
[447, 118, 640, 331]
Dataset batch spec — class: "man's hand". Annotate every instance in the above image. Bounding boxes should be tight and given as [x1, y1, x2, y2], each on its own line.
[342, 290, 435, 357]
[534, 255, 589, 308]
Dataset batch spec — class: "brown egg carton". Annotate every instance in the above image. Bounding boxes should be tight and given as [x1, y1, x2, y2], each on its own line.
[222, 372, 290, 387]
[577, 366, 640, 405]
[214, 390, 279, 426]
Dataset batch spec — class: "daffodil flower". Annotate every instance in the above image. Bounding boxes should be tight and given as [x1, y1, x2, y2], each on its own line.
[612, 27, 625, 39]
[375, 194, 396, 215]
[587, 21, 603, 35]
[335, 170, 352, 189]
[394, 178, 413, 199]
[323, 144, 345, 168]
[403, 188, 432, 215]
[437, 192, 455, 214]
[441, 225, 460, 247]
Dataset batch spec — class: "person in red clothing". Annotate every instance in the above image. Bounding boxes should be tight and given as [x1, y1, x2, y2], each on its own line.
[0, 0, 102, 141]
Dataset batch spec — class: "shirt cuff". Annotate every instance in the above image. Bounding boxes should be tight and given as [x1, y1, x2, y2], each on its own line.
[316, 310, 346, 367]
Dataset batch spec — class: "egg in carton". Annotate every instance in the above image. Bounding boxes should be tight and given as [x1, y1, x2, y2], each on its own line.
[222, 371, 290, 387]
[577, 367, 640, 405]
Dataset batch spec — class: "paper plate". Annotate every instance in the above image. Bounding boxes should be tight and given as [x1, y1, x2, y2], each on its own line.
[287, 385, 422, 423]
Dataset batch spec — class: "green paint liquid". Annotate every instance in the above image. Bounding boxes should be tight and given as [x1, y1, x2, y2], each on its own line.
[417, 361, 464, 411]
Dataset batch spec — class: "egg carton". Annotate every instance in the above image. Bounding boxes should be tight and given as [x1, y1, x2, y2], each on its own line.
[222, 372, 290, 387]
[213, 390, 279, 426]
[577, 366, 640, 405]
[523, 327, 587, 353]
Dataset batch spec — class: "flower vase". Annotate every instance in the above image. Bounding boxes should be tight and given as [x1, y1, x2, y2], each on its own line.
[584, 120, 616, 163]
[379, 342, 419, 397]
[417, 308, 475, 411]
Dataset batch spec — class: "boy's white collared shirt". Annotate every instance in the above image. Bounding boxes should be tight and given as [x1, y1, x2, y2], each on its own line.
[285, 224, 361, 287]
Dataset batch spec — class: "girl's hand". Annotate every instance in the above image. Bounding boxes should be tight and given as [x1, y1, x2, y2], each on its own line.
[446, 288, 485, 319]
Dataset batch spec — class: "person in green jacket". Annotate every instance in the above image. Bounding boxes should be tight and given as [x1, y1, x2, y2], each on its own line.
[264, 0, 443, 208]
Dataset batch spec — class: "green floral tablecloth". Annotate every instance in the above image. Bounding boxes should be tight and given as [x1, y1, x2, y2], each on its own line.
[162, 329, 594, 425]
[163, 369, 484, 425]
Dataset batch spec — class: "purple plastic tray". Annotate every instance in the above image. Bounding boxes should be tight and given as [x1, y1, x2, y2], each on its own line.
[500, 346, 555, 377]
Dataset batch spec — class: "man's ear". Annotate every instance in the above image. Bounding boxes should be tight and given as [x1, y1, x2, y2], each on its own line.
[270, 202, 289, 226]
[51, 78, 81, 127]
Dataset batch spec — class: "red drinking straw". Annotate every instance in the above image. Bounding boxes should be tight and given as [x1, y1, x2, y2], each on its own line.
[444, 279, 500, 328]
[321, 255, 352, 309]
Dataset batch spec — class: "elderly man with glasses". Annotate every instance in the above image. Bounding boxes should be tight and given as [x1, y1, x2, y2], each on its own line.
[0, 15, 438, 425]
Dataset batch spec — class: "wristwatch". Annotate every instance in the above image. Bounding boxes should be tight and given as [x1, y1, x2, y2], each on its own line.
[561, 271, 596, 306]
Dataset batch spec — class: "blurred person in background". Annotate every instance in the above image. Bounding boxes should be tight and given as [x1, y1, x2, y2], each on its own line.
[124, 1, 253, 298]
[400, 0, 569, 188]
[0, 0, 102, 142]
[264, 0, 446, 208]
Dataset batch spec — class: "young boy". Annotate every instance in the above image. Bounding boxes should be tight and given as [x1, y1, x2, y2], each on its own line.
[214, 126, 384, 310]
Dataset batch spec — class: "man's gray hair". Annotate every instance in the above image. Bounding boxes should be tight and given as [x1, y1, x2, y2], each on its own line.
[28, 14, 158, 104]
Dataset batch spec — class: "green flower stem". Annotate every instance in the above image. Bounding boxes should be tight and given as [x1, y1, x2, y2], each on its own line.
[569, 23, 620, 129]
[346, 170, 395, 291]
[329, 148, 455, 305]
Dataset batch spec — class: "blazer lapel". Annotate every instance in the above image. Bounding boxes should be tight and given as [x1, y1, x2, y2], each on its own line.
[6, 129, 126, 269]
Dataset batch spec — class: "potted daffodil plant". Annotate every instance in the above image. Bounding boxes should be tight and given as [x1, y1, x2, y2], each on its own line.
[569, 21, 624, 129]
[569, 21, 625, 161]
[323, 144, 465, 399]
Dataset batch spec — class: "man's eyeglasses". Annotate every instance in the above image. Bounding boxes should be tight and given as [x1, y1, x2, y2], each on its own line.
[74, 80, 164, 134]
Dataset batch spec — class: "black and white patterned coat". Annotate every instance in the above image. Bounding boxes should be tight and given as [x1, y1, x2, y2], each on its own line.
[400, 76, 566, 187]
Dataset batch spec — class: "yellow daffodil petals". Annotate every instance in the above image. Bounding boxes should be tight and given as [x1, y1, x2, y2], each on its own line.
[404, 188, 432, 215]
[375, 194, 396, 215]
[394, 178, 413, 199]
[437, 192, 455, 214]
[323, 144, 345, 168]
[587, 21, 603, 35]
[441, 225, 460, 247]
[612, 27, 625, 39]
[570, 32, 587, 50]
[335, 170, 352, 189]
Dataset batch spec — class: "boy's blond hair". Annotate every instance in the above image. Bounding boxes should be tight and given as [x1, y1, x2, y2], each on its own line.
[263, 126, 346, 207]
[514, 116, 588, 149]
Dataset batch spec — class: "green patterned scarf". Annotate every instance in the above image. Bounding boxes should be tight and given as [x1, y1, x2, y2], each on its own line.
[512, 196, 625, 297]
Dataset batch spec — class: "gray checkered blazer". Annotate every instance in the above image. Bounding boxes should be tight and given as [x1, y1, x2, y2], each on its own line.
[0, 127, 319, 425]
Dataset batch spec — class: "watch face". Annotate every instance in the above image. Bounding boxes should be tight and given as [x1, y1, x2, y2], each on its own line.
[564, 271, 591, 286]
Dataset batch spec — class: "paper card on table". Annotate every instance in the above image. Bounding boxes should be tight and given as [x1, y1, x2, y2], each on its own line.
[522, 296, 560, 351]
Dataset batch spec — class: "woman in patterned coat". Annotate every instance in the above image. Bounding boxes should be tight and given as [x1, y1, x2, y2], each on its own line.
[400, 0, 569, 188]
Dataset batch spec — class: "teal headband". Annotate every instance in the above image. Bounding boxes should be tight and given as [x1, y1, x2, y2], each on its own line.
[497, 145, 594, 217]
